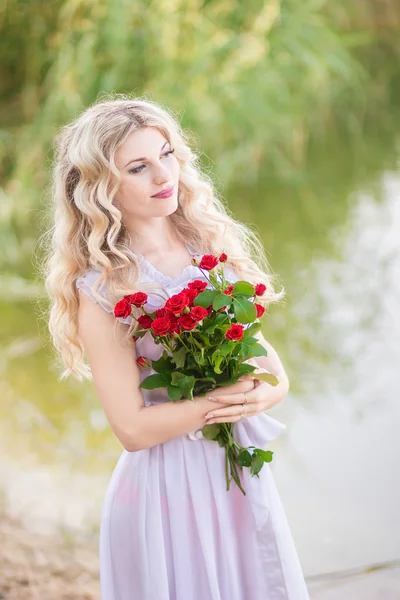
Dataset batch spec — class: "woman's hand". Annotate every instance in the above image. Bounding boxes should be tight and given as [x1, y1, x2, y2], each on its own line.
[204, 366, 288, 425]
[194, 375, 255, 423]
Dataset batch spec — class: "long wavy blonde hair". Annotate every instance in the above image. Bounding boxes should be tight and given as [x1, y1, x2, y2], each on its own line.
[39, 93, 285, 382]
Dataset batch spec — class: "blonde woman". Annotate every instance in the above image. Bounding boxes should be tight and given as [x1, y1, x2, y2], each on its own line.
[43, 95, 309, 599]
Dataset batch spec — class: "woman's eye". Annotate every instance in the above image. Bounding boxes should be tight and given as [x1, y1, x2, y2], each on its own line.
[129, 165, 145, 174]
[129, 148, 175, 175]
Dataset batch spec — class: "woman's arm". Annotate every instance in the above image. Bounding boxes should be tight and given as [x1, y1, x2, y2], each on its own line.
[134, 377, 256, 450]
[252, 331, 290, 394]
[78, 289, 255, 452]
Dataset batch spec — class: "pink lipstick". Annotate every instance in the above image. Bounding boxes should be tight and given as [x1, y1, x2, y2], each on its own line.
[151, 185, 175, 198]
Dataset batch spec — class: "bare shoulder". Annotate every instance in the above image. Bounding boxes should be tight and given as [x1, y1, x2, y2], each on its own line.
[77, 289, 145, 451]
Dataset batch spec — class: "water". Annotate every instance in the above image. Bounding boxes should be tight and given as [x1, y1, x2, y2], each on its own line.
[1, 155, 399, 597]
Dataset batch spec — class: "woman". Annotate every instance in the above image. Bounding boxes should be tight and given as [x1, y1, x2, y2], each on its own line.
[44, 95, 309, 599]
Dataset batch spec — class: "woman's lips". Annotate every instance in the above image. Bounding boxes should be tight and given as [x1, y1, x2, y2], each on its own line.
[151, 185, 175, 198]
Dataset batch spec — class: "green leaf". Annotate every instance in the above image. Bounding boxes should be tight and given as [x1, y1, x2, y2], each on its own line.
[250, 453, 264, 476]
[193, 350, 206, 365]
[196, 332, 212, 346]
[242, 336, 259, 346]
[139, 373, 169, 390]
[202, 423, 221, 440]
[151, 354, 174, 373]
[191, 336, 204, 351]
[217, 434, 225, 447]
[132, 328, 147, 338]
[213, 353, 225, 374]
[237, 449, 252, 467]
[232, 281, 256, 297]
[213, 293, 232, 311]
[177, 375, 196, 399]
[172, 346, 187, 369]
[171, 371, 184, 385]
[238, 363, 258, 376]
[167, 385, 183, 401]
[253, 371, 280, 386]
[219, 341, 234, 356]
[214, 377, 239, 387]
[196, 376, 217, 383]
[245, 341, 268, 357]
[193, 289, 218, 308]
[231, 345, 242, 356]
[203, 312, 228, 333]
[238, 345, 251, 360]
[232, 297, 257, 323]
[243, 322, 262, 338]
[255, 449, 274, 462]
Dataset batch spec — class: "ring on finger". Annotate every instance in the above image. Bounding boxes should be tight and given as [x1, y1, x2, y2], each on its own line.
[239, 403, 247, 420]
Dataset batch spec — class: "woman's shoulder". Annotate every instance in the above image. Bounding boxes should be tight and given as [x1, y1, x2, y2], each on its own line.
[75, 267, 132, 325]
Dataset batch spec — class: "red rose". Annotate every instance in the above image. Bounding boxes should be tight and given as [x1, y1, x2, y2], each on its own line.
[151, 316, 171, 336]
[206, 305, 213, 316]
[137, 314, 153, 329]
[223, 284, 235, 296]
[168, 314, 179, 333]
[182, 288, 198, 305]
[136, 356, 150, 368]
[255, 283, 267, 296]
[225, 323, 244, 341]
[219, 252, 228, 262]
[165, 291, 190, 314]
[187, 279, 208, 292]
[155, 307, 169, 318]
[124, 291, 148, 307]
[178, 314, 198, 331]
[114, 298, 132, 319]
[255, 303, 265, 318]
[169, 321, 181, 335]
[199, 254, 219, 270]
[190, 306, 209, 321]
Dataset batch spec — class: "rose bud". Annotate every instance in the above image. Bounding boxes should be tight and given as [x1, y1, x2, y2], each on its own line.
[255, 303, 265, 318]
[136, 356, 151, 368]
[255, 283, 267, 296]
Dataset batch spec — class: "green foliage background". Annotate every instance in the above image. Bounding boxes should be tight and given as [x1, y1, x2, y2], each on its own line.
[1, 0, 399, 276]
[0, 4, 400, 551]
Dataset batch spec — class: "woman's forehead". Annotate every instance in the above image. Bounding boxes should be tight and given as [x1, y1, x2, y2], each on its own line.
[116, 127, 168, 166]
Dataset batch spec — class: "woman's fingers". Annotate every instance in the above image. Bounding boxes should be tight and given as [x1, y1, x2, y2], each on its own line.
[205, 402, 253, 423]
[207, 382, 257, 405]
[205, 377, 283, 422]
[205, 386, 259, 421]
[207, 376, 255, 401]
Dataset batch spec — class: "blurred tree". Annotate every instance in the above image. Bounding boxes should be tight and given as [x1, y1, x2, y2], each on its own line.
[0, 0, 399, 271]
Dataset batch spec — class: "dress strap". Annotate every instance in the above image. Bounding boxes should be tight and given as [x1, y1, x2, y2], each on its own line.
[76, 269, 132, 325]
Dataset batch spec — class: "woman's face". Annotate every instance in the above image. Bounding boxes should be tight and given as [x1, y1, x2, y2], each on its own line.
[113, 126, 180, 221]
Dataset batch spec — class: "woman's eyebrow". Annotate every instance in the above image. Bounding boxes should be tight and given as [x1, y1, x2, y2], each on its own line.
[123, 141, 169, 167]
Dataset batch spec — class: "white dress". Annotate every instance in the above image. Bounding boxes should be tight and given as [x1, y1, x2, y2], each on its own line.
[76, 242, 310, 600]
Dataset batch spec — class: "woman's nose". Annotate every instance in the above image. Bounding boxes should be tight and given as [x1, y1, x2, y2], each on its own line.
[153, 165, 171, 183]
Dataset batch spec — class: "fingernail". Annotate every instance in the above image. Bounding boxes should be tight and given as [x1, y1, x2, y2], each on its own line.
[206, 413, 214, 419]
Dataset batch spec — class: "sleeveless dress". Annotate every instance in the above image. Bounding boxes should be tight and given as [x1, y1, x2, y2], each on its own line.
[76, 242, 310, 600]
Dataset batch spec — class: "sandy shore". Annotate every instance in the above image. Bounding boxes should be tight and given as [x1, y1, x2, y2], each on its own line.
[0, 512, 100, 599]
[2, 510, 399, 599]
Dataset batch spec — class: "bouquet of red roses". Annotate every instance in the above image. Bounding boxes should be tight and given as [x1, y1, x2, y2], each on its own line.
[114, 252, 279, 495]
